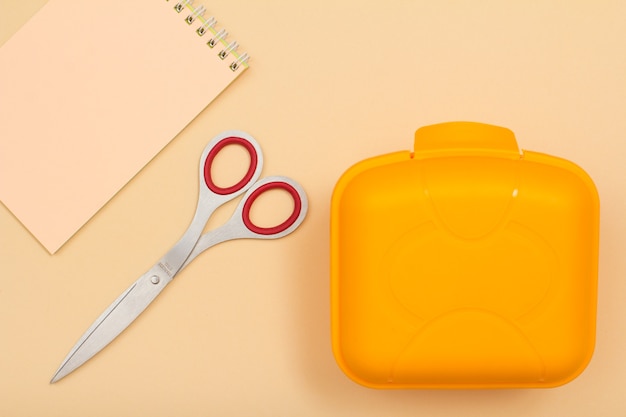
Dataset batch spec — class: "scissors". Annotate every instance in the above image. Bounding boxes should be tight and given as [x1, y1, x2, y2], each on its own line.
[50, 131, 308, 383]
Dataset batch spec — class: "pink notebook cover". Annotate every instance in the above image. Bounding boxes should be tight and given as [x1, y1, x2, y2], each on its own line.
[0, 0, 248, 253]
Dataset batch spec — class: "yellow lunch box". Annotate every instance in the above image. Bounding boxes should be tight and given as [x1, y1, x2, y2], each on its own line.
[330, 122, 600, 389]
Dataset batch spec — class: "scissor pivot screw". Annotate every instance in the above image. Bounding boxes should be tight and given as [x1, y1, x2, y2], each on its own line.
[150, 275, 160, 285]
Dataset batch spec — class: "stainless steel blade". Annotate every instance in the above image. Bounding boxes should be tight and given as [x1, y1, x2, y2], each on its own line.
[50, 267, 172, 383]
[181, 224, 244, 271]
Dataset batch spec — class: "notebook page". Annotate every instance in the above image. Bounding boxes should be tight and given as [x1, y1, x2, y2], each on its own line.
[0, 0, 247, 253]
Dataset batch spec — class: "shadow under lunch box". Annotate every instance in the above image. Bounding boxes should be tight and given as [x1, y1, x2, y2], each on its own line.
[330, 122, 599, 389]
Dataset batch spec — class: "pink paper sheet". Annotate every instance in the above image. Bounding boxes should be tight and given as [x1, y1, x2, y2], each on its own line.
[0, 0, 247, 253]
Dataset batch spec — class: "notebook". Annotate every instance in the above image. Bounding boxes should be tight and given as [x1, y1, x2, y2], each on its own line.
[0, 0, 249, 254]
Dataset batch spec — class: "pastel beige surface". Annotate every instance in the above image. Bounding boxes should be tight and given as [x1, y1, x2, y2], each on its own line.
[1, 0, 625, 416]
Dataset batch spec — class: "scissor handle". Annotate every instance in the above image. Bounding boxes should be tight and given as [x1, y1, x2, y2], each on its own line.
[235, 176, 308, 239]
[181, 175, 308, 269]
[241, 179, 305, 236]
[200, 131, 264, 202]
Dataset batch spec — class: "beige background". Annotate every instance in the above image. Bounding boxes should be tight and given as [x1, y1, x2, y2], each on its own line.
[1, 0, 625, 416]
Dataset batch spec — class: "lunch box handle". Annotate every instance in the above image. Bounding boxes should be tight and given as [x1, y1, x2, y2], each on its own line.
[413, 122, 520, 156]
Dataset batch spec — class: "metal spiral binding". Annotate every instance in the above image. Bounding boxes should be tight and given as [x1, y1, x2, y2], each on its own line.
[229, 53, 249, 71]
[166, 0, 249, 72]
[186, 5, 205, 24]
[218, 41, 238, 59]
[207, 29, 227, 48]
[173, 0, 192, 13]
[197, 17, 216, 36]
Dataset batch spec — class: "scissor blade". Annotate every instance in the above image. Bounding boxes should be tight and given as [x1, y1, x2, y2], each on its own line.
[50, 271, 171, 383]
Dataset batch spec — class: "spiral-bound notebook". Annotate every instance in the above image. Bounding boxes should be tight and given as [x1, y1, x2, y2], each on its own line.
[0, 0, 249, 254]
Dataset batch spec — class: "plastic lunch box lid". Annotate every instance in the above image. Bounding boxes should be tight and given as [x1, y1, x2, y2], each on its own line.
[330, 122, 600, 389]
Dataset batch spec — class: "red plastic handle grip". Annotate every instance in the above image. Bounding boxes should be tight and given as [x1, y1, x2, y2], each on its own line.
[242, 182, 303, 236]
[204, 136, 259, 195]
